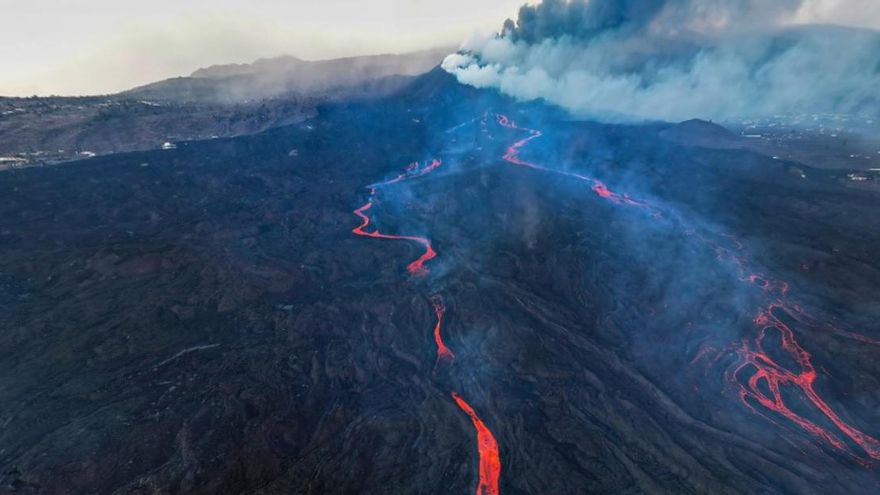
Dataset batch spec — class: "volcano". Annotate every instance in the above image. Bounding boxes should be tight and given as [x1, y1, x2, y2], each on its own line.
[1, 68, 879, 494]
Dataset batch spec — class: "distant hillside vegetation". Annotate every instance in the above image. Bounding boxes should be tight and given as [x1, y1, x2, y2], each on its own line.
[0, 48, 453, 167]
[123, 48, 453, 104]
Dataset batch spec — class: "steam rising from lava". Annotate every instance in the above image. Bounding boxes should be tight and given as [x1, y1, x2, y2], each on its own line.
[443, 0, 880, 122]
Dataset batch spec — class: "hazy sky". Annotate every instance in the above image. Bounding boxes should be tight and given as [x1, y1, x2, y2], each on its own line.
[0, 0, 526, 96]
[1, 0, 878, 96]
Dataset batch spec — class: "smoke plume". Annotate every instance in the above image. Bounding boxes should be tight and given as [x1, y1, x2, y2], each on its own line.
[443, 0, 880, 122]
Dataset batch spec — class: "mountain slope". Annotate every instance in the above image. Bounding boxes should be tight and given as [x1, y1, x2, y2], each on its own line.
[2, 70, 880, 494]
[0, 49, 452, 167]
[123, 47, 454, 104]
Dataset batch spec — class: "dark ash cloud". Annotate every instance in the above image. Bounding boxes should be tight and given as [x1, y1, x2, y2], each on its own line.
[444, 0, 880, 122]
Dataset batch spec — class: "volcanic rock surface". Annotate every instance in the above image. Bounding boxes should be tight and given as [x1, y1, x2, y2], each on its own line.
[1, 69, 879, 494]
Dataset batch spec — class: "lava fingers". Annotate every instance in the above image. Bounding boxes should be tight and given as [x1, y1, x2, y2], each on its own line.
[694, 233, 880, 460]
[493, 112, 880, 463]
[728, 302, 880, 461]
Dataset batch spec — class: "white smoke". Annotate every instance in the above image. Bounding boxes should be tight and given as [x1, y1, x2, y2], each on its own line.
[443, 0, 880, 122]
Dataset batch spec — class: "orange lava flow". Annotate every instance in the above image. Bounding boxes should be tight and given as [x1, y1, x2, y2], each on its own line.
[493, 113, 880, 462]
[430, 295, 455, 364]
[369, 159, 442, 189]
[728, 303, 880, 461]
[495, 114, 654, 210]
[689, 231, 880, 460]
[496, 114, 544, 170]
[452, 392, 501, 495]
[352, 153, 504, 489]
[352, 201, 436, 276]
[352, 159, 442, 276]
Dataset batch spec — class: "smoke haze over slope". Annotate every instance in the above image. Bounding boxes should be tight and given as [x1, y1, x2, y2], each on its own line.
[443, 0, 880, 122]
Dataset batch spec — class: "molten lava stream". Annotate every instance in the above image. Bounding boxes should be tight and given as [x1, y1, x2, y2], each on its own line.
[430, 295, 455, 365]
[351, 159, 442, 276]
[494, 113, 654, 211]
[369, 159, 441, 189]
[431, 297, 501, 491]
[452, 392, 501, 495]
[691, 232, 880, 460]
[728, 302, 880, 461]
[352, 154, 504, 488]
[491, 113, 880, 461]
[352, 201, 436, 275]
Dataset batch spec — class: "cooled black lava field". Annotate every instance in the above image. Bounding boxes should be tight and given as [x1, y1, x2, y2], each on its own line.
[2, 69, 879, 494]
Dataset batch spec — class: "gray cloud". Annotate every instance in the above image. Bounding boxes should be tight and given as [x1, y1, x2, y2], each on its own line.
[444, 0, 880, 122]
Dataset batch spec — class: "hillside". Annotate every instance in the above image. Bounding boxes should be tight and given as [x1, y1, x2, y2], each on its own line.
[124, 47, 452, 104]
[2, 69, 879, 493]
[0, 49, 452, 167]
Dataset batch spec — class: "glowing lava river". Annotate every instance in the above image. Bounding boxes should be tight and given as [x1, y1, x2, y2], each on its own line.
[352, 112, 880, 493]
[352, 160, 441, 276]
[352, 155, 501, 494]
[493, 113, 880, 465]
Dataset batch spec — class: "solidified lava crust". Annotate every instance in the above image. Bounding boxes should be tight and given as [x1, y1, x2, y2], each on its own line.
[350, 112, 880, 492]
[3, 72, 880, 494]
